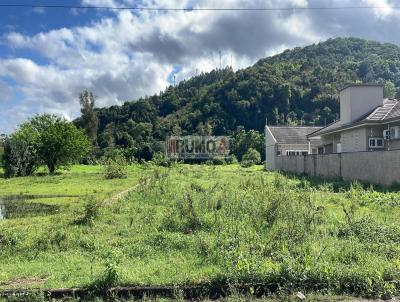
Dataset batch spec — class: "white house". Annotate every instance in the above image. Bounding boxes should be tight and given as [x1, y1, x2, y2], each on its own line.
[308, 84, 400, 153]
[265, 126, 322, 170]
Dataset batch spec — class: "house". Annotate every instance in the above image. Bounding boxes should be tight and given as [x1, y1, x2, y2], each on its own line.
[265, 126, 322, 169]
[308, 84, 400, 153]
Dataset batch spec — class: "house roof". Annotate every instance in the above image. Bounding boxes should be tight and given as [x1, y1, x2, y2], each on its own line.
[267, 126, 323, 145]
[308, 98, 400, 137]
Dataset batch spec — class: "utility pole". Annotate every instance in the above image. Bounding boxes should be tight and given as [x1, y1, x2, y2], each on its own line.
[219, 50, 222, 69]
[173, 75, 176, 87]
[231, 54, 233, 69]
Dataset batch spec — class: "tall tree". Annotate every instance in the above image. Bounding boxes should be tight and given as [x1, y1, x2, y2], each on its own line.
[79, 90, 99, 144]
[28, 114, 90, 174]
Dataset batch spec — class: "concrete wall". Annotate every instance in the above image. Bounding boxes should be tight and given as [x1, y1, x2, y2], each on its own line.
[265, 127, 277, 170]
[273, 150, 400, 186]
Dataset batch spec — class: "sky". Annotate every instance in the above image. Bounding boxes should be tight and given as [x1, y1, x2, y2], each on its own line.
[1, 0, 400, 133]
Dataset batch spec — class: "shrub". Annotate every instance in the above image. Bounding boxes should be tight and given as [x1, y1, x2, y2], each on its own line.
[240, 160, 253, 168]
[212, 156, 226, 165]
[225, 154, 238, 164]
[73, 197, 102, 226]
[152, 152, 175, 167]
[102, 151, 128, 179]
[2, 137, 39, 177]
[242, 148, 261, 164]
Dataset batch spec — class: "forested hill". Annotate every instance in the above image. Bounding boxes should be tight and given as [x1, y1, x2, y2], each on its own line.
[91, 37, 400, 158]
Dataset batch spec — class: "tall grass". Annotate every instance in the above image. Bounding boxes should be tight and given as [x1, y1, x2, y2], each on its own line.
[0, 164, 399, 299]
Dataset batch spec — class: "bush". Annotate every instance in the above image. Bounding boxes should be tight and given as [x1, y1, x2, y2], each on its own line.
[212, 156, 226, 165]
[242, 148, 261, 164]
[240, 148, 261, 167]
[102, 150, 128, 179]
[225, 154, 238, 164]
[152, 152, 175, 167]
[2, 137, 39, 177]
[240, 160, 253, 168]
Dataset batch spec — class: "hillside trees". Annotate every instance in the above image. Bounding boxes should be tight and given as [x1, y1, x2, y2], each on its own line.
[83, 38, 400, 161]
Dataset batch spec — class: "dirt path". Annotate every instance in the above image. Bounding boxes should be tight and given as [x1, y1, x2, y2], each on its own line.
[103, 184, 139, 205]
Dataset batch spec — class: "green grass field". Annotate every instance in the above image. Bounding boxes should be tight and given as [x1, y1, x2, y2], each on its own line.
[0, 164, 399, 299]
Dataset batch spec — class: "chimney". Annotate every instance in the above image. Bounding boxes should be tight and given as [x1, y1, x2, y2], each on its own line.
[339, 84, 383, 124]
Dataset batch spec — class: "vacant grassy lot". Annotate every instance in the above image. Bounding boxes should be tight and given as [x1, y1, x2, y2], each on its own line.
[0, 164, 399, 299]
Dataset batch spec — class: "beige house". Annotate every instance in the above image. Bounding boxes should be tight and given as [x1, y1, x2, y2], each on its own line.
[308, 84, 400, 153]
[265, 126, 322, 169]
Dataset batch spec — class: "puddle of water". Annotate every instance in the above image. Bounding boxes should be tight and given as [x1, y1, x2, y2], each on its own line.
[0, 194, 77, 220]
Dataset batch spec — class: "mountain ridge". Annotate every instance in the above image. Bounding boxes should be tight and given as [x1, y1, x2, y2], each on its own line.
[87, 37, 400, 159]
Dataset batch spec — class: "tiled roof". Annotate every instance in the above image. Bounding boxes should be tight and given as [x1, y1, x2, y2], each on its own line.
[364, 99, 398, 121]
[268, 126, 323, 145]
[309, 98, 400, 137]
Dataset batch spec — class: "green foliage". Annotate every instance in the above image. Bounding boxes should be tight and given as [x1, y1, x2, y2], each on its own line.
[212, 156, 226, 165]
[89, 37, 400, 162]
[241, 148, 261, 166]
[152, 151, 176, 167]
[230, 127, 264, 161]
[1, 165, 400, 299]
[78, 90, 99, 144]
[2, 136, 40, 177]
[225, 154, 238, 164]
[102, 150, 128, 179]
[75, 197, 102, 226]
[29, 114, 91, 173]
[4, 114, 91, 176]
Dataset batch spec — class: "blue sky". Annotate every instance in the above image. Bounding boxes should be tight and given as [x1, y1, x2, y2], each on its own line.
[2, 0, 400, 133]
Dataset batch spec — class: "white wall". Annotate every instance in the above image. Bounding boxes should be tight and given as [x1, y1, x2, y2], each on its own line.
[340, 85, 383, 124]
[265, 126, 277, 170]
[274, 150, 400, 186]
[341, 127, 367, 152]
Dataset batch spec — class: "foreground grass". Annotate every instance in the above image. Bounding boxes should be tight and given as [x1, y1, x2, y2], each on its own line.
[0, 164, 399, 299]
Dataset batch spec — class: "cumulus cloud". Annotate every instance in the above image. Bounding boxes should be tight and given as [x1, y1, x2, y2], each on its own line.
[2, 0, 400, 133]
[0, 80, 12, 103]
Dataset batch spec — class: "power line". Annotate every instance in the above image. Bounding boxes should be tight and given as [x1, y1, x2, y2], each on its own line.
[0, 4, 400, 11]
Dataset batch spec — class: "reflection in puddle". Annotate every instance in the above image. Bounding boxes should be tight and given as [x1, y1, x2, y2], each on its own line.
[0, 194, 76, 220]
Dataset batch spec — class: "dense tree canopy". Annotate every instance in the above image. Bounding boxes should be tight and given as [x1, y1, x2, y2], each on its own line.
[4, 114, 91, 176]
[79, 37, 400, 160]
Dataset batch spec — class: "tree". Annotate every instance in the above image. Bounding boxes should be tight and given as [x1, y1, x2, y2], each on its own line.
[2, 122, 40, 177]
[2, 137, 39, 178]
[230, 127, 264, 161]
[240, 148, 261, 167]
[79, 90, 99, 144]
[384, 81, 396, 98]
[22, 114, 91, 174]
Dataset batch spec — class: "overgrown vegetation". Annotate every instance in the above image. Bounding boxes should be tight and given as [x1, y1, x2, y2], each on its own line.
[102, 149, 128, 179]
[0, 164, 399, 299]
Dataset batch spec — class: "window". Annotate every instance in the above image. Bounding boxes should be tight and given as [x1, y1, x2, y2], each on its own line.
[369, 139, 375, 147]
[286, 150, 308, 156]
[369, 138, 384, 149]
[276, 150, 281, 156]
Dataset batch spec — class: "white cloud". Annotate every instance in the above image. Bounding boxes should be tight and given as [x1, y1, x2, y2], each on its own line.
[2, 0, 400, 133]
